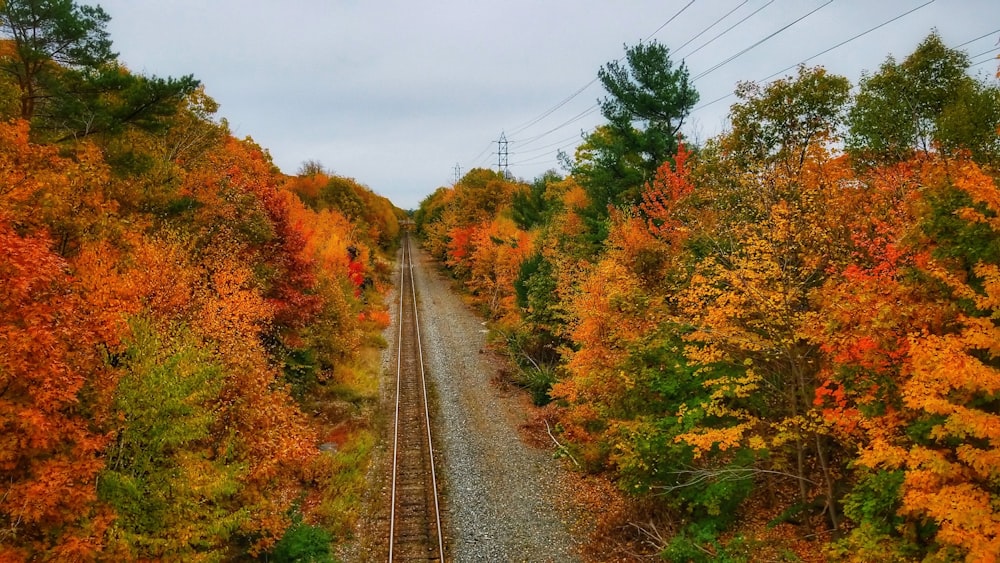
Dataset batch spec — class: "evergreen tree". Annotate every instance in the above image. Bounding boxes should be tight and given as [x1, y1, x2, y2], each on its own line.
[574, 40, 698, 242]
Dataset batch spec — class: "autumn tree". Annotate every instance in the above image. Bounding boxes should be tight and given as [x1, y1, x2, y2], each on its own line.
[670, 67, 856, 538]
[0, 220, 121, 560]
[467, 216, 535, 320]
[288, 171, 400, 250]
[880, 156, 999, 560]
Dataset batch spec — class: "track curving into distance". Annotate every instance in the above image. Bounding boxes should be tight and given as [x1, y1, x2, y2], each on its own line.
[389, 230, 445, 561]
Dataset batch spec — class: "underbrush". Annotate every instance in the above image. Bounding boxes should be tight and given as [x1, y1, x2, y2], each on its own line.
[265, 331, 385, 561]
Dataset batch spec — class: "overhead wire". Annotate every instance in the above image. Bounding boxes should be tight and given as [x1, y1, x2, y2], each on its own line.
[510, 131, 586, 156]
[512, 104, 601, 146]
[691, 0, 938, 112]
[971, 56, 1000, 69]
[509, 139, 580, 166]
[691, 0, 835, 82]
[465, 140, 496, 171]
[969, 46, 1000, 61]
[679, 0, 775, 59]
[955, 28, 1000, 49]
[673, 0, 749, 55]
[643, 0, 696, 41]
[506, 81, 597, 138]
[959, 28, 1000, 69]
[757, 0, 935, 83]
[971, 51, 1000, 69]
[502, 0, 701, 141]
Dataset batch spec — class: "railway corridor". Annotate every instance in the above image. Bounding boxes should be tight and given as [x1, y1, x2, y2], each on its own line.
[388, 231, 445, 561]
[379, 231, 582, 562]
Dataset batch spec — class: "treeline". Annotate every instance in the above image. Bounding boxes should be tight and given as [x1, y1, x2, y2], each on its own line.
[416, 35, 1000, 561]
[1, 1, 400, 561]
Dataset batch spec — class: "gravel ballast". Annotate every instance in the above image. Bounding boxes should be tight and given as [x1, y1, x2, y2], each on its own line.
[348, 241, 584, 562]
[411, 243, 583, 562]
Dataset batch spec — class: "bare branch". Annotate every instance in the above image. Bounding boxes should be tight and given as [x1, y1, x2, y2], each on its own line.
[650, 466, 819, 494]
[543, 418, 579, 467]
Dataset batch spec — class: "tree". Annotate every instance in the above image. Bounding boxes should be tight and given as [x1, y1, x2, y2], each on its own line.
[0, 220, 120, 560]
[597, 40, 698, 182]
[847, 32, 1000, 167]
[99, 317, 237, 560]
[0, 0, 198, 141]
[511, 170, 560, 230]
[0, 0, 113, 120]
[574, 40, 698, 238]
[900, 157, 1000, 560]
[727, 66, 850, 174]
[670, 67, 859, 532]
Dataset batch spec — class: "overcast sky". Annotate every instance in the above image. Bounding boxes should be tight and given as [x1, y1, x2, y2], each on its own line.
[98, 0, 999, 210]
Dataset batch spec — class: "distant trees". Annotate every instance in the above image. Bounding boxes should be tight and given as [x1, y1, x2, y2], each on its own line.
[284, 164, 402, 250]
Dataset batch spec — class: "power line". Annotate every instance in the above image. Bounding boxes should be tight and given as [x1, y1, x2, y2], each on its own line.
[673, 0, 749, 55]
[509, 143, 578, 167]
[971, 55, 1000, 69]
[758, 0, 935, 83]
[504, 0, 701, 140]
[969, 46, 1000, 61]
[510, 103, 600, 146]
[506, 81, 597, 138]
[955, 29, 1000, 49]
[509, 131, 585, 156]
[465, 140, 495, 169]
[680, 0, 775, 59]
[643, 0, 696, 41]
[692, 0, 835, 82]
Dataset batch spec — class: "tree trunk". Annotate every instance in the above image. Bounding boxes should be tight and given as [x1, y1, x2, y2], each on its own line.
[814, 433, 840, 536]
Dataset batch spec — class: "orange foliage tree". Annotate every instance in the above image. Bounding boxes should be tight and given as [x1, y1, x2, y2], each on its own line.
[0, 220, 120, 560]
[843, 155, 1000, 561]
[673, 70, 854, 530]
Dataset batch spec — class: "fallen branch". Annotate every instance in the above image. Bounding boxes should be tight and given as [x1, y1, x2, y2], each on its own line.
[627, 520, 668, 551]
[649, 466, 819, 494]
[543, 418, 579, 467]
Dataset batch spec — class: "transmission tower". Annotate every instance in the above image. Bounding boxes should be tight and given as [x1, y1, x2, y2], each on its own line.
[497, 132, 509, 178]
[453, 162, 462, 184]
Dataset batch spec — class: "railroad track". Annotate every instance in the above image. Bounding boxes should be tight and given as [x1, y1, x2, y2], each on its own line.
[389, 232, 445, 561]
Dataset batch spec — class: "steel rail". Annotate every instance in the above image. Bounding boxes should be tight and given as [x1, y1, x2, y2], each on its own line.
[388, 232, 444, 561]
